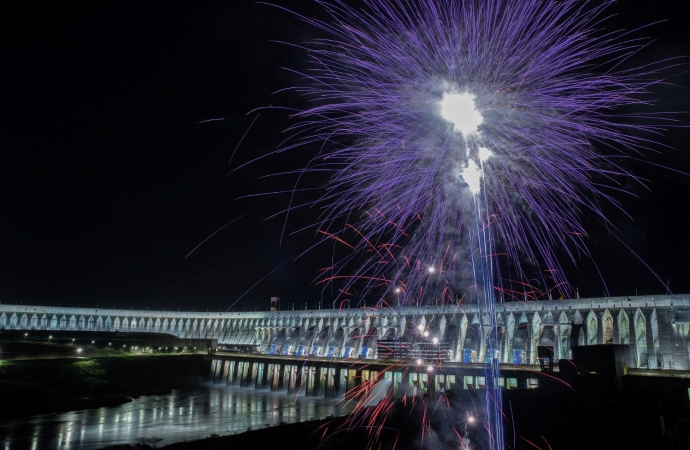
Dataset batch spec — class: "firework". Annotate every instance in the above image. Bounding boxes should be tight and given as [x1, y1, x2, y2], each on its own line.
[261, 0, 671, 448]
[268, 0, 669, 304]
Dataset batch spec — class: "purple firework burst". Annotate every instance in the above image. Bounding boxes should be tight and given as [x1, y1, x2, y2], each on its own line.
[267, 0, 671, 306]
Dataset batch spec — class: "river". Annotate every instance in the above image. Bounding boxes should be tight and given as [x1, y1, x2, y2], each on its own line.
[0, 384, 354, 449]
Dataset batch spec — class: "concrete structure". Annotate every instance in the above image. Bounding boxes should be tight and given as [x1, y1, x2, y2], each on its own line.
[209, 354, 551, 398]
[2, 294, 690, 369]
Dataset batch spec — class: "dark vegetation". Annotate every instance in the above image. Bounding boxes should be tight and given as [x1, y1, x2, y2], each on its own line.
[0, 340, 78, 359]
[0, 354, 209, 418]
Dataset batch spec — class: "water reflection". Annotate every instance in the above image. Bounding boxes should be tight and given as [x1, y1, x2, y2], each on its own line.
[0, 384, 352, 450]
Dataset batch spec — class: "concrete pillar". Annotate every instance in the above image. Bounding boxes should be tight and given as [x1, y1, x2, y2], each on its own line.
[645, 309, 656, 368]
[266, 364, 275, 389]
[503, 314, 514, 364]
[288, 365, 299, 394]
[305, 367, 315, 396]
[215, 360, 223, 382]
[657, 313, 678, 369]
[232, 361, 242, 386]
[325, 367, 336, 398]
[240, 361, 251, 387]
[226, 361, 236, 385]
[317, 367, 328, 397]
[211, 360, 218, 382]
[337, 368, 347, 396]
[249, 362, 258, 386]
[275, 363, 286, 391]
[222, 360, 230, 383]
[344, 368, 357, 393]
[255, 363, 268, 389]
[478, 323, 488, 363]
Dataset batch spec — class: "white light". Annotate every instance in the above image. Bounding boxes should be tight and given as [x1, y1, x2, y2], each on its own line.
[460, 160, 482, 195]
[423, 331, 429, 337]
[417, 324, 425, 331]
[427, 365, 434, 372]
[428, 266, 435, 274]
[432, 337, 439, 344]
[478, 146, 493, 163]
[468, 416, 475, 424]
[394, 287, 401, 294]
[416, 358, 423, 365]
[77, 348, 82, 353]
[440, 92, 483, 136]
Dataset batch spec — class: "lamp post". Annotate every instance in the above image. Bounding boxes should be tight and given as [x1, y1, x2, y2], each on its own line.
[48, 335, 52, 343]
[24, 333, 28, 341]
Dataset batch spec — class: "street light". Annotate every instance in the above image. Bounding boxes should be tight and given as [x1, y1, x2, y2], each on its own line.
[48, 335, 52, 343]
[72, 339, 75, 345]
[416, 358, 423, 366]
[76, 348, 82, 355]
[432, 337, 439, 345]
[427, 266, 435, 274]
[427, 365, 434, 372]
[24, 333, 28, 341]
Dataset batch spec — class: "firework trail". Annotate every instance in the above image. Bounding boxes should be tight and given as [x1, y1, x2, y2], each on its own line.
[268, 0, 670, 302]
[258, 0, 671, 448]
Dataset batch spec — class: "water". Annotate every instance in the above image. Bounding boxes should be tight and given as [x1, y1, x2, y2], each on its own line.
[0, 384, 353, 450]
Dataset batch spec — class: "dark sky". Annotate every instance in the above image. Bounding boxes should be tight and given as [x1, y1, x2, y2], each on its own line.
[1, 1, 689, 312]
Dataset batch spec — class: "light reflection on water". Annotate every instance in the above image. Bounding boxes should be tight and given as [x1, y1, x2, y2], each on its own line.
[0, 384, 352, 450]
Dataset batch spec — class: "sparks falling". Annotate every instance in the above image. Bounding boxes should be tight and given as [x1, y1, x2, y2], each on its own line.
[262, 0, 672, 448]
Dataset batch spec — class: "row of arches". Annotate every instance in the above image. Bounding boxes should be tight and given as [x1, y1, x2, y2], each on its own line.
[0, 312, 257, 341]
[0, 305, 679, 368]
[255, 307, 668, 365]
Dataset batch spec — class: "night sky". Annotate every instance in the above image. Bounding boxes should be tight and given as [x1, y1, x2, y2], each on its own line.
[1, 1, 689, 312]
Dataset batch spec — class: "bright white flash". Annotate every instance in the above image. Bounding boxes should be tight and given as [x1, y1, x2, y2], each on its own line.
[478, 146, 492, 163]
[440, 92, 483, 136]
[461, 160, 482, 195]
